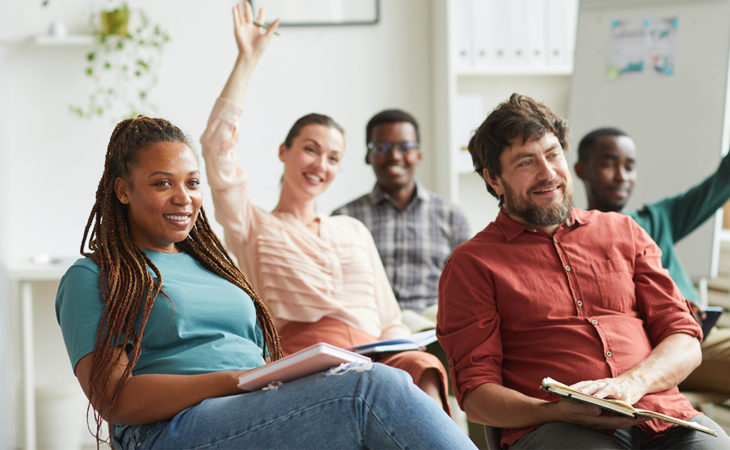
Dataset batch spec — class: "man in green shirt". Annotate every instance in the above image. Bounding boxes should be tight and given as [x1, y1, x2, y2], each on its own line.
[574, 127, 730, 395]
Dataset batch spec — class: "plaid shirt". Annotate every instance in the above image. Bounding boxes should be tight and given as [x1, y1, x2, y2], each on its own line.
[333, 180, 471, 312]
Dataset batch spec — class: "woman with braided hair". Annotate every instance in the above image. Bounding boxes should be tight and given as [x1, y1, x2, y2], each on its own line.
[202, 2, 452, 414]
[55, 114, 474, 449]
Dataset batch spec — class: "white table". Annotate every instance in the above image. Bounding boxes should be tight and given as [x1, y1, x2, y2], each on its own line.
[7, 261, 72, 450]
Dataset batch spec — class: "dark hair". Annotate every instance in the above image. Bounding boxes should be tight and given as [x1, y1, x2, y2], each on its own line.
[283, 113, 344, 148]
[105, 115, 193, 180]
[468, 93, 569, 200]
[82, 116, 281, 446]
[577, 127, 629, 164]
[365, 109, 420, 146]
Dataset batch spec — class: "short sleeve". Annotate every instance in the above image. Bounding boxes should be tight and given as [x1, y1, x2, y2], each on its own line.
[55, 259, 106, 372]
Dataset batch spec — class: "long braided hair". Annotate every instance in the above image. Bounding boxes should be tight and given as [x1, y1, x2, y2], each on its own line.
[82, 116, 281, 444]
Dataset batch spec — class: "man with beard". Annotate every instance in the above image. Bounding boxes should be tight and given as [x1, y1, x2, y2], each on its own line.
[436, 93, 730, 449]
[574, 127, 730, 397]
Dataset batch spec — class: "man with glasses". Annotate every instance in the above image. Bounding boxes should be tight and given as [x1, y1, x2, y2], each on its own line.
[333, 109, 470, 317]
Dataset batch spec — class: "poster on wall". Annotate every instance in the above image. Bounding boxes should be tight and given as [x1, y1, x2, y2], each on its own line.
[608, 17, 678, 79]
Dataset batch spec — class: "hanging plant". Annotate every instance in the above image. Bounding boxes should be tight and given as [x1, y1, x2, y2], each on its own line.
[70, 3, 170, 120]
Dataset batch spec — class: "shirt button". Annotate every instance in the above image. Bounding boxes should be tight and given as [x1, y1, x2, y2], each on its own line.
[591, 319, 598, 325]
[606, 351, 613, 357]
[565, 265, 571, 272]
[577, 300, 583, 307]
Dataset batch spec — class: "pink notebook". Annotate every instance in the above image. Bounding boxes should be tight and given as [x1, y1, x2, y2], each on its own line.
[237, 342, 372, 391]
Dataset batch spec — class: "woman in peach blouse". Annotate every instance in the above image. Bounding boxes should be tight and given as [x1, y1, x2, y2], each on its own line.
[200, 3, 448, 411]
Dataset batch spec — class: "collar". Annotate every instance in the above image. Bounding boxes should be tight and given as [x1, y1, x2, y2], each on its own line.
[366, 178, 430, 206]
[495, 208, 590, 241]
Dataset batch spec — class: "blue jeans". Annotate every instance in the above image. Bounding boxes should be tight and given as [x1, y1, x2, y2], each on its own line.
[114, 362, 475, 449]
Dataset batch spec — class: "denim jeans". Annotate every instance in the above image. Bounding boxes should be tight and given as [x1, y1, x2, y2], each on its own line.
[114, 362, 475, 449]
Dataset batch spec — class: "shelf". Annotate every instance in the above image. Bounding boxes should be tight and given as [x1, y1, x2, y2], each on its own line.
[1, 34, 94, 46]
[32, 34, 94, 45]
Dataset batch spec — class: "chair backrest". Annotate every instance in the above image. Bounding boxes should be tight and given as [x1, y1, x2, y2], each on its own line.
[483, 425, 503, 450]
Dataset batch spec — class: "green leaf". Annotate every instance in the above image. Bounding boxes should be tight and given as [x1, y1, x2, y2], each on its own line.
[86, 52, 96, 61]
[85, 67, 94, 76]
[136, 59, 149, 69]
[103, 61, 111, 69]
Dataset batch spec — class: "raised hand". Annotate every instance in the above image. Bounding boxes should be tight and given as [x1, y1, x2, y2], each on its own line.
[233, 2, 280, 66]
[219, 3, 281, 104]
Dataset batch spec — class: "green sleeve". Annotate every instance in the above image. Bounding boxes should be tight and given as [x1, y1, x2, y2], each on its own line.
[642, 152, 730, 242]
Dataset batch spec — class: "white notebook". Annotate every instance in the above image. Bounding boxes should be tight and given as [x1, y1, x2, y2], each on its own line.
[237, 342, 371, 391]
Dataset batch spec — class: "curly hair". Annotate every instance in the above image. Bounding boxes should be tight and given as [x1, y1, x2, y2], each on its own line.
[468, 93, 569, 203]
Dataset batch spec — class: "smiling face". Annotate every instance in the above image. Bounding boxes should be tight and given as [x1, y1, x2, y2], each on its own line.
[485, 132, 573, 233]
[114, 141, 202, 253]
[575, 134, 637, 212]
[279, 124, 345, 201]
[367, 122, 422, 194]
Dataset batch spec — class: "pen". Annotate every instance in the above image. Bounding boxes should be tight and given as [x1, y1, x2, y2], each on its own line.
[253, 20, 280, 36]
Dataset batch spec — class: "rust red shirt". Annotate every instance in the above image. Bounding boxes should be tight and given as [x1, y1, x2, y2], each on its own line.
[437, 208, 702, 447]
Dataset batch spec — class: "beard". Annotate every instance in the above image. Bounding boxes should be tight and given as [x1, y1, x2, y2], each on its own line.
[502, 178, 573, 227]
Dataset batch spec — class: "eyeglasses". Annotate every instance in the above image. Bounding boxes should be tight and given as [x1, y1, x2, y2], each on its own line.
[367, 141, 420, 155]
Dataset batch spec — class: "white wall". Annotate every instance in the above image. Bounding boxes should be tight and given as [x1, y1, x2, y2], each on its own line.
[0, 0, 435, 264]
[0, 0, 436, 445]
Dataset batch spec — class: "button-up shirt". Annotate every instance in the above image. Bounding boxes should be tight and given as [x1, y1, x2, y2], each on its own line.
[333, 180, 471, 312]
[437, 208, 702, 447]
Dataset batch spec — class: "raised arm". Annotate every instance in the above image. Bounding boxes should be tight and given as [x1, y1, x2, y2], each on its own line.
[635, 151, 730, 243]
[220, 2, 280, 105]
[200, 4, 280, 259]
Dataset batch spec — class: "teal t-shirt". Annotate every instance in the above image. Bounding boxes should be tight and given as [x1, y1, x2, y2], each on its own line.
[55, 250, 266, 375]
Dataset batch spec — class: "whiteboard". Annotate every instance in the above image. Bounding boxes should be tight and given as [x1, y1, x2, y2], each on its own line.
[569, 0, 730, 281]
